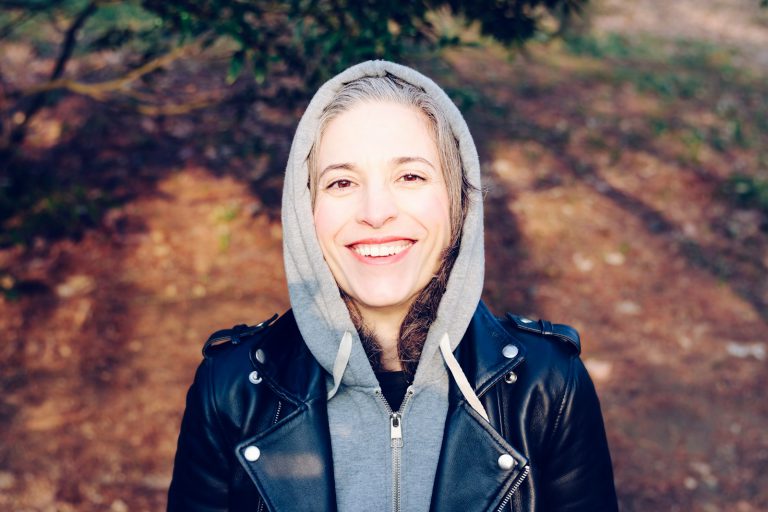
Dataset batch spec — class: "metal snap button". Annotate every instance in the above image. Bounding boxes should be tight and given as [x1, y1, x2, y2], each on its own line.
[255, 348, 266, 364]
[248, 370, 262, 384]
[244, 445, 261, 462]
[498, 453, 516, 470]
[502, 344, 519, 359]
[504, 371, 518, 384]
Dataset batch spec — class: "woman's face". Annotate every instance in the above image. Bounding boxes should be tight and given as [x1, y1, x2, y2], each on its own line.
[313, 100, 451, 319]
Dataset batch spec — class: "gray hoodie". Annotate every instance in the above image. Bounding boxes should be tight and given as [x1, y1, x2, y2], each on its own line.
[281, 60, 485, 512]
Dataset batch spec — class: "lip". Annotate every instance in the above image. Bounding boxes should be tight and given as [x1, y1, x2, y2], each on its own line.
[345, 237, 415, 265]
[347, 236, 415, 245]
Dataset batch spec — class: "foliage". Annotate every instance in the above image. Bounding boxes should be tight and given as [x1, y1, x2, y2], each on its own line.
[564, 32, 653, 59]
[0, 182, 116, 248]
[723, 175, 768, 217]
[1, 0, 586, 137]
[0, 0, 586, 249]
[141, 0, 587, 101]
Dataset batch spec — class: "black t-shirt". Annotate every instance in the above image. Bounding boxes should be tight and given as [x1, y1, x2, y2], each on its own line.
[375, 371, 411, 412]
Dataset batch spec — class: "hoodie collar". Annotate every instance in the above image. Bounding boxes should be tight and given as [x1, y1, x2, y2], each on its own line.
[256, 302, 525, 405]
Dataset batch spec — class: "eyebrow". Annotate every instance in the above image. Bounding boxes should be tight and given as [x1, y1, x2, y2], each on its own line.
[318, 163, 354, 179]
[319, 156, 436, 179]
[391, 156, 436, 169]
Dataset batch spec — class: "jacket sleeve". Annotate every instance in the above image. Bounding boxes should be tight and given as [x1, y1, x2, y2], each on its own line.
[542, 356, 619, 511]
[167, 358, 231, 511]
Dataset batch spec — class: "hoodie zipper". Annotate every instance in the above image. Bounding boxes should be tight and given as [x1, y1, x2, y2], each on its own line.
[495, 464, 530, 512]
[376, 387, 414, 512]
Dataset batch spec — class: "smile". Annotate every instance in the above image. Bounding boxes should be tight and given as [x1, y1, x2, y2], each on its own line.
[349, 240, 414, 258]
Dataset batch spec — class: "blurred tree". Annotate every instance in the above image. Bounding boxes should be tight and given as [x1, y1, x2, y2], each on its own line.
[1, 0, 586, 157]
[142, 0, 586, 101]
[0, 0, 586, 247]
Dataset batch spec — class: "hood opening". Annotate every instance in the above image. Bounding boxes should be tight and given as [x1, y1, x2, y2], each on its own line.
[282, 60, 485, 391]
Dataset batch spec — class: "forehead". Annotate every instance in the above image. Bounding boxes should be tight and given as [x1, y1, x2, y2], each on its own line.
[317, 101, 438, 166]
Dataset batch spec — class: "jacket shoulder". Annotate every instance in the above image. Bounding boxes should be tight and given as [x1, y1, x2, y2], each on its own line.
[198, 310, 315, 403]
[504, 313, 581, 355]
[202, 313, 279, 359]
[191, 313, 288, 428]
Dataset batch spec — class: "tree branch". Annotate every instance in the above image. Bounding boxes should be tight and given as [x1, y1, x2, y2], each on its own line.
[24, 42, 197, 99]
[8, 0, 98, 148]
[50, 1, 98, 80]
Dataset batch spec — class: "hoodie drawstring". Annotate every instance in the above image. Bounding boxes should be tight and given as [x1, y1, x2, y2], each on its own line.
[328, 330, 489, 423]
[439, 333, 489, 422]
[327, 331, 353, 400]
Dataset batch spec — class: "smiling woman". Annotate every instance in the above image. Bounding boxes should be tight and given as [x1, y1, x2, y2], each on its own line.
[168, 61, 619, 512]
[313, 100, 452, 371]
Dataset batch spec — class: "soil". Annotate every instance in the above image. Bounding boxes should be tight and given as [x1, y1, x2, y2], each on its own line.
[1, 1, 767, 511]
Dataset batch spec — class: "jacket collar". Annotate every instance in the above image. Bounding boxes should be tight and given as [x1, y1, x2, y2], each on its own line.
[252, 302, 525, 406]
[253, 310, 328, 404]
[456, 300, 526, 398]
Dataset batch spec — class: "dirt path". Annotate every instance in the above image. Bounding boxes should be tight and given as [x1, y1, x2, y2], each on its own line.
[1, 169, 288, 510]
[445, 37, 768, 509]
[595, 0, 768, 70]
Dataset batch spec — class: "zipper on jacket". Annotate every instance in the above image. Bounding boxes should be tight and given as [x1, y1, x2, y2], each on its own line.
[376, 387, 413, 512]
[256, 400, 283, 512]
[495, 464, 530, 512]
[271, 400, 283, 425]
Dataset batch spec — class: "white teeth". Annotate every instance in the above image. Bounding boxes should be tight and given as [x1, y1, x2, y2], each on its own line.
[352, 242, 411, 257]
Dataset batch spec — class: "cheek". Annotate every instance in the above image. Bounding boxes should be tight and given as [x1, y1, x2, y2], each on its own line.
[417, 189, 451, 241]
[313, 199, 338, 254]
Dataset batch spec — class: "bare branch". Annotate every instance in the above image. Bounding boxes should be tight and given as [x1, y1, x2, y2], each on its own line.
[50, 1, 98, 80]
[23, 41, 199, 99]
[7, 0, 98, 148]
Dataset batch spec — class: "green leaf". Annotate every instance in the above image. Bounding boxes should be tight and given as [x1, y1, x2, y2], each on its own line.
[227, 49, 245, 84]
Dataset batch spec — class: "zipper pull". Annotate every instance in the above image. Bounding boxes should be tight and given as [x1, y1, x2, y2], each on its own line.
[390, 412, 403, 448]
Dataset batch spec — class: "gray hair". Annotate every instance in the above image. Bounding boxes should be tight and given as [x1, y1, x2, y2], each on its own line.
[307, 73, 471, 246]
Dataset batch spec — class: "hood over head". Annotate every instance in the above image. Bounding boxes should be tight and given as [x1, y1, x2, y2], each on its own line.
[281, 60, 484, 391]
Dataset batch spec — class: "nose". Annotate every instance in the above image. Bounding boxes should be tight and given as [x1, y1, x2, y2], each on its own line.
[356, 182, 398, 228]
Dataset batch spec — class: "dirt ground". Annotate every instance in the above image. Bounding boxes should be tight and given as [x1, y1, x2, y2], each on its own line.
[1, 1, 767, 511]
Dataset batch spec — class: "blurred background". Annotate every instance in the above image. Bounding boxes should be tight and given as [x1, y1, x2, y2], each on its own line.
[1, 0, 767, 510]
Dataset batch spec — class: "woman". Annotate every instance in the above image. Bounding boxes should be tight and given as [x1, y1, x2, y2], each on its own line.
[168, 60, 618, 511]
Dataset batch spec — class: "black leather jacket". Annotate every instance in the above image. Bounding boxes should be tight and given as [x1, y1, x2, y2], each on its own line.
[168, 301, 618, 511]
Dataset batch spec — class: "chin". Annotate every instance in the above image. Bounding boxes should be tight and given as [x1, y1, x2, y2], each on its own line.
[356, 295, 410, 310]
[351, 287, 420, 312]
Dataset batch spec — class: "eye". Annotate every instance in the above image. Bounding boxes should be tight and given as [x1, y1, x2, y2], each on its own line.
[399, 173, 425, 183]
[327, 179, 353, 189]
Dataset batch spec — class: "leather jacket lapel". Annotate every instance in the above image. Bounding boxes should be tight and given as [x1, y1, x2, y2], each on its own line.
[234, 395, 336, 512]
[431, 303, 530, 512]
[431, 401, 529, 512]
[233, 313, 337, 512]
